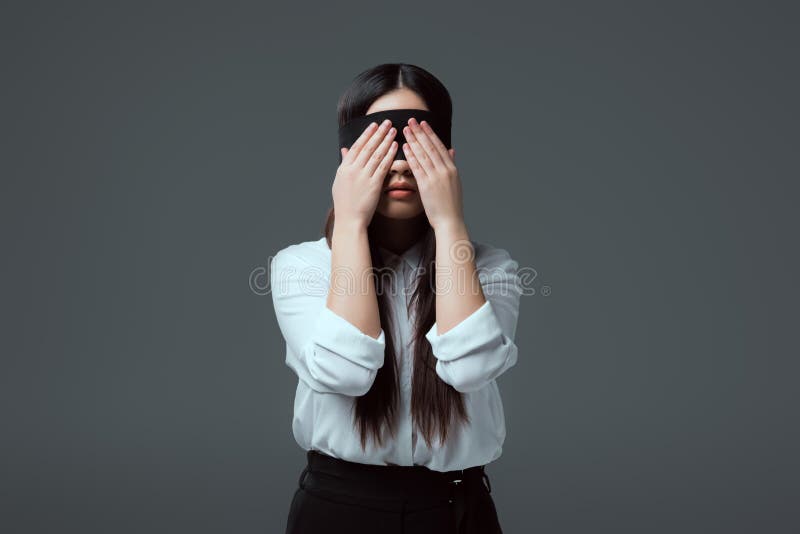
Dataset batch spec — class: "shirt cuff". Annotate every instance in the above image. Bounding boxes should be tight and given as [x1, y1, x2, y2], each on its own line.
[312, 305, 387, 369]
[424, 300, 504, 362]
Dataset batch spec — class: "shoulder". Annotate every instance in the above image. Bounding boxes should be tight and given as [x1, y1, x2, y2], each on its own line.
[471, 240, 523, 300]
[271, 236, 330, 271]
[471, 239, 518, 274]
[269, 236, 517, 272]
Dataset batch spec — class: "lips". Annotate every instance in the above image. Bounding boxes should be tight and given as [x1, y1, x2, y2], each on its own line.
[384, 182, 417, 192]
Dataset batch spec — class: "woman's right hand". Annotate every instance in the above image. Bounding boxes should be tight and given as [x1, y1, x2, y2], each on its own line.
[333, 119, 398, 227]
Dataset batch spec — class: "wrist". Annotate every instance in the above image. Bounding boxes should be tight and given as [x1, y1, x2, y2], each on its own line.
[334, 217, 369, 234]
[432, 218, 468, 238]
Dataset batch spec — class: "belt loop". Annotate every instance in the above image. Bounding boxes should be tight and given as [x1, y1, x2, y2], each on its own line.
[482, 471, 492, 494]
[298, 465, 310, 489]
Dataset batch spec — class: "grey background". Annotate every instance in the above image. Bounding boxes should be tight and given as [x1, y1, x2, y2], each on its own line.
[2, 1, 798, 533]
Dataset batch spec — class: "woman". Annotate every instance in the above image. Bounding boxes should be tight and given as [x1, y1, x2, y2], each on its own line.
[270, 63, 522, 534]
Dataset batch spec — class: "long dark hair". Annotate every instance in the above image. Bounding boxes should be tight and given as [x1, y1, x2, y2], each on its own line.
[322, 63, 469, 452]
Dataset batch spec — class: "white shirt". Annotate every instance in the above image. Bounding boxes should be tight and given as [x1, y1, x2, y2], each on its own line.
[270, 236, 522, 472]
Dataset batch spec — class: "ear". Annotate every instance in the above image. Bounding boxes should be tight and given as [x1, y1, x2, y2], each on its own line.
[341, 147, 348, 158]
[449, 148, 455, 161]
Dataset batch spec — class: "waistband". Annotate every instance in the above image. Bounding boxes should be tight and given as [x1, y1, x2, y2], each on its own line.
[298, 450, 498, 533]
[307, 449, 483, 486]
[300, 450, 489, 501]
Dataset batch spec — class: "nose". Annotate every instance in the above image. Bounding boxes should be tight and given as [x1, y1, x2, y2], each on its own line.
[389, 159, 412, 176]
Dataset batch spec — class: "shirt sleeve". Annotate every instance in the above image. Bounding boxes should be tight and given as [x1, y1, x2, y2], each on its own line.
[424, 246, 522, 393]
[270, 249, 387, 396]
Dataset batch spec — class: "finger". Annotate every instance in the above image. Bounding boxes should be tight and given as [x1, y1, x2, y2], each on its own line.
[420, 120, 453, 165]
[402, 142, 429, 182]
[343, 121, 379, 164]
[403, 124, 435, 175]
[355, 119, 393, 168]
[364, 126, 396, 176]
[405, 118, 445, 170]
[373, 140, 398, 180]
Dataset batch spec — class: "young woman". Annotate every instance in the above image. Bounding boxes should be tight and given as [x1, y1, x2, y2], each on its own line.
[270, 63, 522, 534]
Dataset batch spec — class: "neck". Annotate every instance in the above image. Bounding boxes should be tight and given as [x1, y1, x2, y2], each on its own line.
[368, 213, 430, 255]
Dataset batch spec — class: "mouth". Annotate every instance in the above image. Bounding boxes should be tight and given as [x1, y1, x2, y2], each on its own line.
[383, 183, 417, 193]
[384, 186, 417, 199]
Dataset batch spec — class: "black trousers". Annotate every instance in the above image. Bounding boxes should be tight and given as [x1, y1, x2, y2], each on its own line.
[285, 450, 503, 534]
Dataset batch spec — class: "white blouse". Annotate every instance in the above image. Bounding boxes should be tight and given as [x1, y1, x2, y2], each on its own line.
[270, 236, 522, 472]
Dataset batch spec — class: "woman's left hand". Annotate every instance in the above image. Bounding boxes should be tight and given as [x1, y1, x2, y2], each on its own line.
[402, 118, 464, 232]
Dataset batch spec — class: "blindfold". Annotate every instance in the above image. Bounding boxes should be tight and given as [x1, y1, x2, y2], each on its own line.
[338, 108, 451, 164]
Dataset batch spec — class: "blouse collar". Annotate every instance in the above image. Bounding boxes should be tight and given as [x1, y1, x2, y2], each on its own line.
[377, 239, 425, 270]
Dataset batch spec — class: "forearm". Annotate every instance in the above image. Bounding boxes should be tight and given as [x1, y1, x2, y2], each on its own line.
[433, 220, 486, 334]
[327, 218, 382, 339]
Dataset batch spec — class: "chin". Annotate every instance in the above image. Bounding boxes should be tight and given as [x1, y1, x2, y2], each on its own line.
[376, 203, 425, 219]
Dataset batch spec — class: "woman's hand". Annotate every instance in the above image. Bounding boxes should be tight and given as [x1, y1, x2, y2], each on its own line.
[333, 119, 397, 228]
[401, 118, 463, 232]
